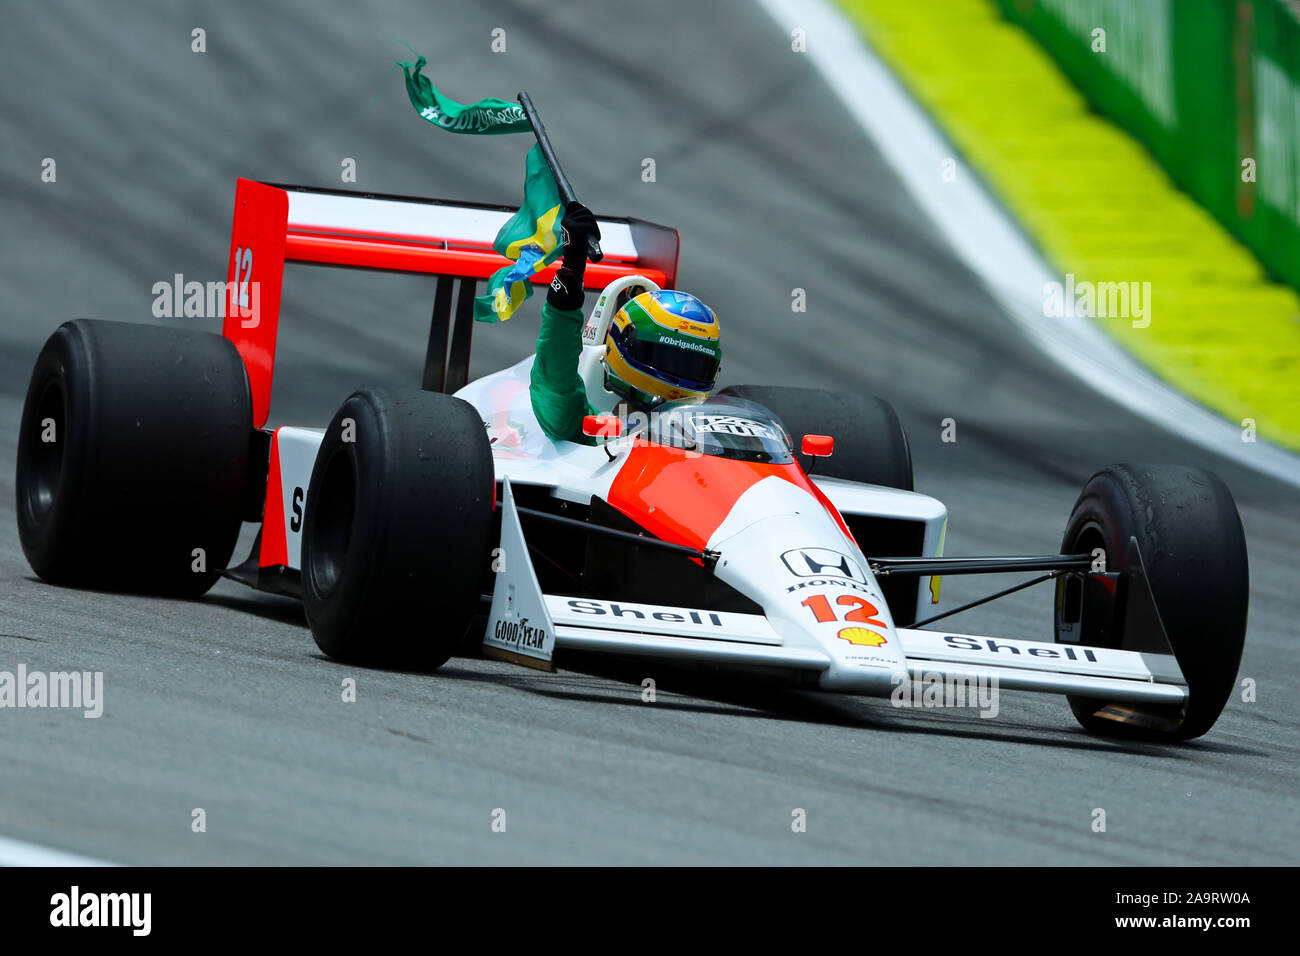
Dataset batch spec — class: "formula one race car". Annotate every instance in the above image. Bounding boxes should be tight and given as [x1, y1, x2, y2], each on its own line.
[14, 179, 1250, 740]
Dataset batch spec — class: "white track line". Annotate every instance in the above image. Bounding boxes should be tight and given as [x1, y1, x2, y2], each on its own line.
[0, 834, 115, 867]
[755, 0, 1300, 489]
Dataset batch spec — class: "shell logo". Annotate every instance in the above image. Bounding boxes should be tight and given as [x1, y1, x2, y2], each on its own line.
[676, 319, 713, 337]
[837, 627, 887, 647]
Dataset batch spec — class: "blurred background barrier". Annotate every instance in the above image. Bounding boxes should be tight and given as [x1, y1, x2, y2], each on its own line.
[843, 0, 1300, 451]
[994, 0, 1300, 295]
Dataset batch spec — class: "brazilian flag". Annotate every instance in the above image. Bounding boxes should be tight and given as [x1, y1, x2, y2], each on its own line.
[397, 54, 565, 321]
[472, 144, 564, 322]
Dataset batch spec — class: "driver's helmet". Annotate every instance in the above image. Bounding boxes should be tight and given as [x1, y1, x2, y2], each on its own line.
[603, 290, 721, 410]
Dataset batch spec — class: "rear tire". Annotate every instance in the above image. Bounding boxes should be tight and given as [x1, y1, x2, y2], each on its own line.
[15, 319, 252, 596]
[716, 385, 912, 489]
[1055, 464, 1249, 740]
[301, 387, 494, 667]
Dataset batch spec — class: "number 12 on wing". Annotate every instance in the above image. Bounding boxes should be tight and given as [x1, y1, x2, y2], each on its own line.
[800, 594, 887, 628]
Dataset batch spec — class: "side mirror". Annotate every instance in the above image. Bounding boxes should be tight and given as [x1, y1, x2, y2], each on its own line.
[801, 434, 834, 457]
[583, 414, 624, 438]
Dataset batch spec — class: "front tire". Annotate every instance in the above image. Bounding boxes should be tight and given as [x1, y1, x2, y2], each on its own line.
[1055, 464, 1249, 740]
[301, 387, 494, 667]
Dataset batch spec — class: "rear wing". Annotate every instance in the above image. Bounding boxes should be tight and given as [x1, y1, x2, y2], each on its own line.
[220, 178, 681, 426]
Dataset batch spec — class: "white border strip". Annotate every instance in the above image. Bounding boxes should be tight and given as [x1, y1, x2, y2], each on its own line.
[286, 191, 640, 258]
[754, 0, 1300, 488]
[0, 834, 115, 867]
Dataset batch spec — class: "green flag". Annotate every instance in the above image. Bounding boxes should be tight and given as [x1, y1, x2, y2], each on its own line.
[473, 144, 565, 322]
[395, 53, 567, 321]
[398, 55, 531, 135]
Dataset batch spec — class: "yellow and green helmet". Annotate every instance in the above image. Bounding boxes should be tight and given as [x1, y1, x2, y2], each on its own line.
[603, 290, 721, 408]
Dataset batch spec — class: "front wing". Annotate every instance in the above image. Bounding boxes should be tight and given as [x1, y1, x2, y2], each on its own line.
[483, 478, 1187, 710]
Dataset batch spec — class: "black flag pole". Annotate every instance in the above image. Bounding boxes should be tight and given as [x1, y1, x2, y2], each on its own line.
[516, 91, 603, 263]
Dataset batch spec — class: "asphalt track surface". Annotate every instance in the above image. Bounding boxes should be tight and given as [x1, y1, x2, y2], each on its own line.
[2, 0, 1297, 865]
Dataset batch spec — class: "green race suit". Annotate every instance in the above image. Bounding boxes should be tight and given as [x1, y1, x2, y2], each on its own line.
[530, 301, 596, 444]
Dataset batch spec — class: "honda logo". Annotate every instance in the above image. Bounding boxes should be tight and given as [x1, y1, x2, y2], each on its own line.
[780, 548, 867, 583]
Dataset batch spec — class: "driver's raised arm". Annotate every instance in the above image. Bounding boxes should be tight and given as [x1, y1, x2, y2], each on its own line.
[530, 201, 601, 444]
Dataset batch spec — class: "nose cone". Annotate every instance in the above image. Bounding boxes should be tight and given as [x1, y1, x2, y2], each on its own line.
[705, 480, 910, 698]
[806, 604, 910, 696]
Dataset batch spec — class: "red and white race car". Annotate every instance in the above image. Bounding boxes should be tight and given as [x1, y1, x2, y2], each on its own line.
[15, 179, 1250, 740]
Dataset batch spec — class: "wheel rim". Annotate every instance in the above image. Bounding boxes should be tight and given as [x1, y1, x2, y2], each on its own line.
[307, 445, 356, 597]
[24, 378, 65, 527]
[1071, 521, 1108, 572]
[1059, 518, 1123, 654]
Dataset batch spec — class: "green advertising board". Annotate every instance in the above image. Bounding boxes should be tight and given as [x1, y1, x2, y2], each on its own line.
[994, 0, 1300, 292]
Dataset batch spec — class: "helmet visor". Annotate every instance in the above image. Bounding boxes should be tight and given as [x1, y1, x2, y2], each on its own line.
[612, 325, 719, 392]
